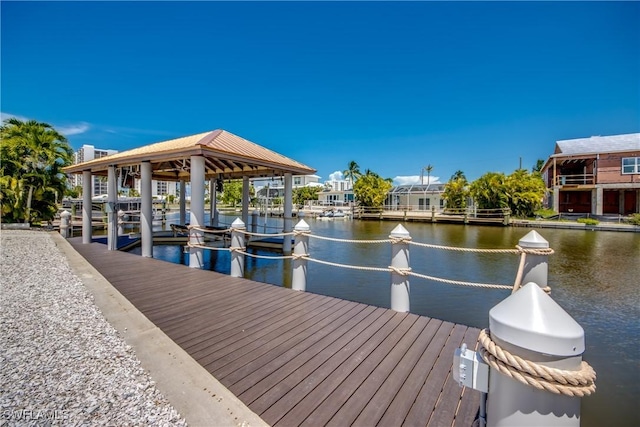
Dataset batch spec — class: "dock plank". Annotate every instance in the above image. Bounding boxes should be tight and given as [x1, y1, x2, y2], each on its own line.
[68, 238, 480, 427]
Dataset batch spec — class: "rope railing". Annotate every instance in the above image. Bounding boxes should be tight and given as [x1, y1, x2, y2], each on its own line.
[478, 329, 596, 397]
[184, 223, 553, 294]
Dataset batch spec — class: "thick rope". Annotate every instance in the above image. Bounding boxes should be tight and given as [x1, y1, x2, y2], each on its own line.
[409, 272, 513, 290]
[305, 257, 390, 272]
[242, 251, 294, 260]
[243, 230, 294, 238]
[307, 234, 392, 244]
[188, 225, 231, 234]
[186, 242, 230, 252]
[478, 329, 596, 397]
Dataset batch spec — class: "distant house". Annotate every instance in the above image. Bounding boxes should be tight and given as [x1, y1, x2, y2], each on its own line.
[253, 174, 323, 200]
[318, 178, 354, 206]
[540, 133, 640, 215]
[385, 183, 446, 212]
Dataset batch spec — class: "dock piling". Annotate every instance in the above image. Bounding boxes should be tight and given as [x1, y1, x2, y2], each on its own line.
[390, 224, 411, 312]
[486, 282, 588, 427]
[518, 231, 549, 290]
[292, 220, 310, 291]
[59, 210, 71, 238]
[230, 218, 246, 278]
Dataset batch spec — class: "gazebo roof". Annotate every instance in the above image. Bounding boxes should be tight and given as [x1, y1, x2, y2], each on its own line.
[64, 129, 316, 180]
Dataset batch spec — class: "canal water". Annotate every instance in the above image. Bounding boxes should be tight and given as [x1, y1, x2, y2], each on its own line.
[130, 212, 639, 427]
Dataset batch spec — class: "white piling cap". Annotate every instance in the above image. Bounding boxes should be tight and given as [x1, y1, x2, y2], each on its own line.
[489, 282, 584, 356]
[390, 224, 410, 237]
[519, 230, 549, 248]
[294, 219, 310, 231]
[60, 210, 71, 218]
[231, 217, 246, 228]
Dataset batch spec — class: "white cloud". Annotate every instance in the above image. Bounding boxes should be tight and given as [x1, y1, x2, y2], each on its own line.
[1, 112, 90, 136]
[393, 175, 441, 186]
[0, 112, 29, 122]
[57, 122, 90, 136]
[329, 171, 344, 181]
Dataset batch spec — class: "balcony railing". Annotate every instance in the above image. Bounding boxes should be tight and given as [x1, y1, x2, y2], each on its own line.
[554, 174, 595, 186]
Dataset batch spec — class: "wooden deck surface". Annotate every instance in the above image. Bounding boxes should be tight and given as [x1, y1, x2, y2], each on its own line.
[68, 238, 480, 426]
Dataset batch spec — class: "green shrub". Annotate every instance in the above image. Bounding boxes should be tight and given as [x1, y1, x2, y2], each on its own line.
[534, 208, 557, 219]
[577, 218, 599, 226]
[625, 213, 640, 226]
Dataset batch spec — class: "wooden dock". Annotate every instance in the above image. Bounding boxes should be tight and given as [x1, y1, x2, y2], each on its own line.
[68, 238, 481, 426]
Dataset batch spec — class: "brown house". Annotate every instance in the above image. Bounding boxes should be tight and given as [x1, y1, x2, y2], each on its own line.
[540, 133, 640, 215]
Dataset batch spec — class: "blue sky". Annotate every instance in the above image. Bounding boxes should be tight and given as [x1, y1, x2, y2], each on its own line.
[2, 1, 639, 184]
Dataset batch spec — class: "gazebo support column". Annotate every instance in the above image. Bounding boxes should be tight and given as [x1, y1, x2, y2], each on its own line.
[283, 173, 293, 254]
[107, 165, 118, 251]
[242, 176, 250, 227]
[82, 170, 92, 244]
[179, 180, 186, 225]
[209, 178, 218, 227]
[141, 161, 153, 258]
[189, 156, 205, 268]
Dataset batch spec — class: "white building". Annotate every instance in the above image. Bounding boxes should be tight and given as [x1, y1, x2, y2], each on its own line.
[71, 144, 178, 199]
[385, 183, 447, 211]
[71, 145, 118, 196]
[317, 178, 354, 206]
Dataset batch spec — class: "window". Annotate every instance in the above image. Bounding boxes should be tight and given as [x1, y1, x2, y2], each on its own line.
[294, 177, 302, 185]
[622, 157, 640, 174]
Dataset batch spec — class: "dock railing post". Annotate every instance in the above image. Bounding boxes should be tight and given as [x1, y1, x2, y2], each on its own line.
[60, 210, 71, 238]
[230, 218, 246, 278]
[251, 210, 258, 234]
[117, 210, 125, 236]
[486, 282, 589, 427]
[292, 219, 310, 291]
[390, 224, 411, 312]
[517, 230, 549, 290]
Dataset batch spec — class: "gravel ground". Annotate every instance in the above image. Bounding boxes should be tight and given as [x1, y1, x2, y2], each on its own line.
[1, 230, 187, 426]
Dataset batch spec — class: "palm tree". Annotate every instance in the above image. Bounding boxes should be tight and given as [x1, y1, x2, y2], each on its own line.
[1, 118, 73, 222]
[343, 161, 361, 190]
[421, 164, 433, 186]
[451, 170, 466, 181]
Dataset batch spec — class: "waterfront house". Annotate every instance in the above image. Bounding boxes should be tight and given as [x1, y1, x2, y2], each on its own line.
[540, 133, 640, 215]
[385, 183, 446, 212]
[318, 178, 354, 207]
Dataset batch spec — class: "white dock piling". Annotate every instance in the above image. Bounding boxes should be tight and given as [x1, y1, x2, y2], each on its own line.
[486, 282, 588, 427]
[292, 220, 310, 291]
[390, 224, 411, 312]
[518, 230, 550, 290]
[230, 218, 246, 278]
[59, 210, 71, 238]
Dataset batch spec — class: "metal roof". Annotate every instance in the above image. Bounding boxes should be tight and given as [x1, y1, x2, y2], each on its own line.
[63, 129, 316, 180]
[554, 133, 640, 156]
[389, 184, 446, 194]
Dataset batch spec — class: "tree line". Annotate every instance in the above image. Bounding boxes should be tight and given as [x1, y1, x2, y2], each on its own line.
[343, 161, 546, 218]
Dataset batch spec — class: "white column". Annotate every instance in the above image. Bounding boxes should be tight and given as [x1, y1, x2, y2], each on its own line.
[390, 224, 411, 312]
[242, 176, 250, 226]
[292, 219, 310, 291]
[209, 178, 217, 227]
[179, 180, 186, 225]
[487, 283, 585, 427]
[595, 187, 603, 216]
[230, 218, 246, 278]
[141, 161, 153, 258]
[518, 230, 549, 290]
[283, 173, 293, 254]
[107, 165, 118, 251]
[82, 170, 92, 244]
[189, 156, 205, 268]
[553, 187, 560, 214]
